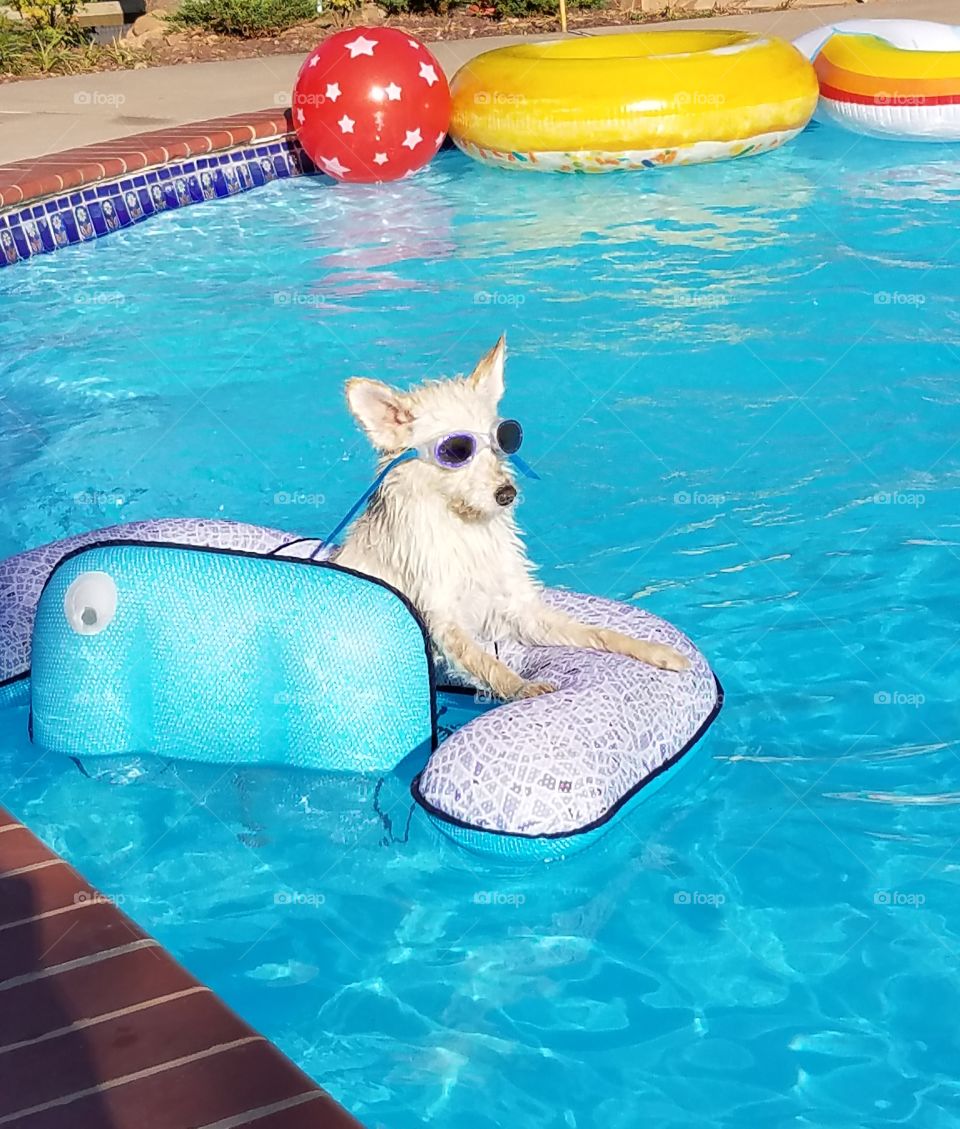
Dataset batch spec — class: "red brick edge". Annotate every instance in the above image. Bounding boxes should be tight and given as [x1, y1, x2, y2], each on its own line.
[0, 109, 295, 210]
[0, 804, 363, 1129]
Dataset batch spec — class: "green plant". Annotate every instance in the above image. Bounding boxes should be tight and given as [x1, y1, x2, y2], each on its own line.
[488, 0, 603, 15]
[170, 0, 317, 36]
[377, 0, 462, 14]
[0, 18, 92, 74]
[378, 0, 602, 16]
[0, 17, 32, 73]
[6, 0, 87, 40]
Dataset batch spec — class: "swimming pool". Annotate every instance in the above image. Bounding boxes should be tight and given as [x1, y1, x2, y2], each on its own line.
[2, 122, 959, 1127]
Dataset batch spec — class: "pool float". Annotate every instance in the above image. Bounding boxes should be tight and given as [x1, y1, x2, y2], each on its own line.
[448, 30, 819, 173]
[0, 519, 721, 859]
[793, 19, 960, 140]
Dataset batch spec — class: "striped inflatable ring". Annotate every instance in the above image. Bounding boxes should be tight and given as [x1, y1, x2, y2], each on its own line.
[794, 19, 960, 140]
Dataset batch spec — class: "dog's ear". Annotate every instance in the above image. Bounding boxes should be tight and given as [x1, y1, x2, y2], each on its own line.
[468, 334, 505, 406]
[345, 379, 414, 450]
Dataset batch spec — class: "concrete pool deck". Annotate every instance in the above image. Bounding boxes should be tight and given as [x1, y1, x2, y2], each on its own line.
[0, 0, 956, 167]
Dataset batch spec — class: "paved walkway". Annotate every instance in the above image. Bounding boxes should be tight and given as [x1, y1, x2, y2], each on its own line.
[0, 0, 955, 164]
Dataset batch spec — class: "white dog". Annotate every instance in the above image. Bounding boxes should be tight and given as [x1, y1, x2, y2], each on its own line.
[334, 337, 688, 700]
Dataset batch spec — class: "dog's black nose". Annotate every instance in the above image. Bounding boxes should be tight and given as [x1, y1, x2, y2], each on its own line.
[495, 484, 517, 507]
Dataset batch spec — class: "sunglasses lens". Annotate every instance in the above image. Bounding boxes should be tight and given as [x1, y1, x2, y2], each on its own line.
[496, 419, 523, 455]
[436, 434, 476, 467]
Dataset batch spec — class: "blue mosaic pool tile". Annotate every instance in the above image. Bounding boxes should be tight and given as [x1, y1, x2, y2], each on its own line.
[74, 205, 97, 241]
[9, 224, 30, 260]
[86, 201, 107, 237]
[34, 217, 55, 253]
[112, 194, 132, 228]
[0, 134, 323, 268]
[0, 228, 18, 265]
[49, 212, 70, 248]
[55, 209, 76, 246]
[25, 220, 46, 255]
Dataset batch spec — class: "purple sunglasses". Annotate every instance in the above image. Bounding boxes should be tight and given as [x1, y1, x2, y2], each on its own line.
[417, 419, 524, 470]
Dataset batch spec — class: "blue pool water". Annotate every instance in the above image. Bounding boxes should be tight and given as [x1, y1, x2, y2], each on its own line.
[3, 123, 960, 1126]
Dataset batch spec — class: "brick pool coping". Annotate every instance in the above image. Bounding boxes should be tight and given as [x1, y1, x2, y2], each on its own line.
[0, 804, 363, 1128]
[0, 108, 294, 210]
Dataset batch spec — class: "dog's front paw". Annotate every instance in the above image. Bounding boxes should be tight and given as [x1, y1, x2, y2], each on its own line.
[643, 643, 690, 672]
[516, 679, 557, 699]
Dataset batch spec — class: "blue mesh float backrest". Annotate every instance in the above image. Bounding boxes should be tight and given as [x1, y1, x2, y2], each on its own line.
[30, 543, 435, 771]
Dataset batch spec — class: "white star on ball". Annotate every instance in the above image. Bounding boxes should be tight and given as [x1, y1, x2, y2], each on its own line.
[320, 155, 351, 177]
[344, 35, 377, 58]
[338, 114, 355, 134]
[307, 54, 320, 67]
[402, 128, 422, 150]
[295, 107, 305, 124]
[407, 38, 420, 49]
[435, 131, 445, 146]
[418, 62, 439, 86]
[325, 82, 341, 102]
[373, 152, 388, 165]
[384, 82, 402, 101]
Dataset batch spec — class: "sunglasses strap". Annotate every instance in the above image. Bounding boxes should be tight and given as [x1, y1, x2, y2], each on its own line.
[310, 449, 419, 560]
[310, 446, 540, 561]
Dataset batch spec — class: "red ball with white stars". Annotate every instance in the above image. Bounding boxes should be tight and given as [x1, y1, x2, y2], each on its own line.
[292, 28, 451, 184]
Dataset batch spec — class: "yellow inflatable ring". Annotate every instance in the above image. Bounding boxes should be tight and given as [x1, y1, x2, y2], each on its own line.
[449, 30, 819, 173]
